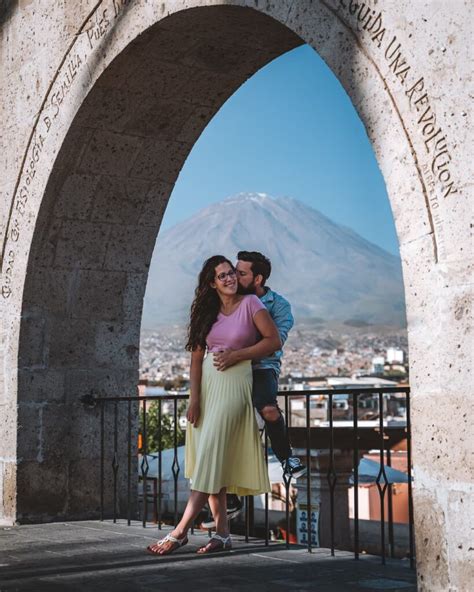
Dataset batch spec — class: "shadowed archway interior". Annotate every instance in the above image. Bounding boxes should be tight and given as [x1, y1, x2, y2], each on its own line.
[18, 6, 303, 521]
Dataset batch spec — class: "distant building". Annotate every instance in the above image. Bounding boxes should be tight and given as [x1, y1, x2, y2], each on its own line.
[387, 348, 404, 363]
[371, 356, 385, 374]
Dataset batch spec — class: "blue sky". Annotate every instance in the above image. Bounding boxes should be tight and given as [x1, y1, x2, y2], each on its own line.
[160, 44, 399, 256]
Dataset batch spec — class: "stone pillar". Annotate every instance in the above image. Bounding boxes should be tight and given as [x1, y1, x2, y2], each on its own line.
[294, 449, 354, 550]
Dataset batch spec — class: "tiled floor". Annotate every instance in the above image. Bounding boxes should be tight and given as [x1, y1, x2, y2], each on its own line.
[0, 521, 416, 591]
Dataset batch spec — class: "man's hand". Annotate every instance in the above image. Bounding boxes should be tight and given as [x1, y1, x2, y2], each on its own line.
[213, 349, 239, 371]
[186, 400, 200, 427]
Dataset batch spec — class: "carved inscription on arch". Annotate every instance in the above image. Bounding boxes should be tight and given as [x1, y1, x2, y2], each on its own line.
[339, 0, 458, 199]
[0, 0, 132, 299]
[338, 0, 460, 260]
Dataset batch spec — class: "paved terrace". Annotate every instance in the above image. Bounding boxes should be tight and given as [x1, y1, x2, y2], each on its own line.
[0, 521, 416, 591]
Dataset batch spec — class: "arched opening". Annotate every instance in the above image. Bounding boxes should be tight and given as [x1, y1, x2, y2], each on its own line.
[137, 37, 409, 555]
[17, 5, 304, 522]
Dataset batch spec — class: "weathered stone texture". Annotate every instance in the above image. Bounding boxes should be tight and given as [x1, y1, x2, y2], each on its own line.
[0, 1, 472, 589]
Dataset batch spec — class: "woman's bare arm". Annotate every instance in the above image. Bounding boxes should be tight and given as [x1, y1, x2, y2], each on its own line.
[187, 347, 205, 426]
[213, 309, 282, 371]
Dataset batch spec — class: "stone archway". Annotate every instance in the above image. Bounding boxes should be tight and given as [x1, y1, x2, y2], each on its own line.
[0, 2, 471, 590]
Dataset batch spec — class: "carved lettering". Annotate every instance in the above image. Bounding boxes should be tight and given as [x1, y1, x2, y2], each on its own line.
[367, 11, 383, 34]
[406, 77, 425, 106]
[414, 93, 429, 111]
[424, 127, 442, 151]
[1, 2, 136, 298]
[371, 27, 386, 48]
[10, 219, 20, 242]
[338, 1, 461, 261]
[86, 9, 110, 49]
[443, 181, 457, 197]
[385, 36, 401, 60]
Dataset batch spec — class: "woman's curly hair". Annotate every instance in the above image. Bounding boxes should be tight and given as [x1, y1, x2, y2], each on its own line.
[185, 255, 234, 351]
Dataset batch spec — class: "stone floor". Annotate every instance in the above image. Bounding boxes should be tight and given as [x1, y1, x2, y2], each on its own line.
[0, 521, 416, 591]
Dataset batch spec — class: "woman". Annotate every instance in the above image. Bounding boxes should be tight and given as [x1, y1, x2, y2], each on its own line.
[147, 255, 281, 555]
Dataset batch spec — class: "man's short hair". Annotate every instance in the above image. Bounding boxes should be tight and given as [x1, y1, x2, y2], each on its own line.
[237, 251, 271, 286]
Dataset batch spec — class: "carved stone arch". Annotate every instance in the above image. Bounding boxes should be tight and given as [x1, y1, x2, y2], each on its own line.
[0, 2, 471, 590]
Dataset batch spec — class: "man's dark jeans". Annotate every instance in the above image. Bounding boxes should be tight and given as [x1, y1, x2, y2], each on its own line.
[252, 368, 292, 463]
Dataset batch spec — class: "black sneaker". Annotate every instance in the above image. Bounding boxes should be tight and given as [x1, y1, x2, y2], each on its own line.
[201, 497, 243, 529]
[283, 456, 307, 480]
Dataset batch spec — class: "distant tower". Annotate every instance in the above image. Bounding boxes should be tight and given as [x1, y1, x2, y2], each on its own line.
[386, 348, 404, 364]
[371, 356, 385, 374]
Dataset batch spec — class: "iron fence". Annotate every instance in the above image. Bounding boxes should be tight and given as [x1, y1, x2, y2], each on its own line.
[81, 385, 414, 567]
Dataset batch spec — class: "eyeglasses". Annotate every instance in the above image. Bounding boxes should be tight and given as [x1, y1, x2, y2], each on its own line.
[216, 269, 236, 282]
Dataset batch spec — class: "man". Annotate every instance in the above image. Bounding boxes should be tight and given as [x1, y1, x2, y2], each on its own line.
[202, 251, 306, 527]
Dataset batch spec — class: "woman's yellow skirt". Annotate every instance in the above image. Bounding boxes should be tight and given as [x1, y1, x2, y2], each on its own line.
[185, 354, 270, 496]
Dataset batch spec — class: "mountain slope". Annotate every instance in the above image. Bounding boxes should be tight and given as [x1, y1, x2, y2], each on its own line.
[142, 193, 406, 327]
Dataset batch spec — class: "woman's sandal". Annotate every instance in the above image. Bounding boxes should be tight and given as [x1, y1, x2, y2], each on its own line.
[147, 533, 189, 556]
[197, 533, 232, 554]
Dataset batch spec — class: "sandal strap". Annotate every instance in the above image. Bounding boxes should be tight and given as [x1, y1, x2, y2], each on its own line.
[210, 533, 231, 544]
[158, 533, 186, 546]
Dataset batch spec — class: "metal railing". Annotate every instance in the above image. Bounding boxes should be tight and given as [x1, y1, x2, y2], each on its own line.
[81, 386, 414, 567]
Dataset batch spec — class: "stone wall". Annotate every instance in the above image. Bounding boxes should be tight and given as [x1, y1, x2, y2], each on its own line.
[0, 1, 472, 589]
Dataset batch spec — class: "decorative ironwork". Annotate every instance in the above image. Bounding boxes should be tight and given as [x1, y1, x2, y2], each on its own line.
[86, 385, 413, 567]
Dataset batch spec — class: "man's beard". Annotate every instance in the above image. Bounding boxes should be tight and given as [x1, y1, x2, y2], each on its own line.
[237, 282, 257, 295]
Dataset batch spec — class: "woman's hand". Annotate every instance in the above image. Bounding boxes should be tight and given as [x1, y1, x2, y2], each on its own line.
[213, 349, 240, 371]
[187, 400, 201, 427]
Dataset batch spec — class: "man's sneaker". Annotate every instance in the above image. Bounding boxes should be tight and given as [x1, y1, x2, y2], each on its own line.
[283, 456, 307, 480]
[200, 497, 243, 529]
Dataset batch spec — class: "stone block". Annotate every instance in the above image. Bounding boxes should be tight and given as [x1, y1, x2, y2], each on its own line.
[29, 217, 63, 269]
[71, 269, 128, 321]
[18, 403, 72, 463]
[67, 400, 138, 461]
[54, 126, 94, 172]
[66, 458, 105, 519]
[94, 320, 140, 369]
[17, 404, 41, 462]
[0, 461, 16, 523]
[66, 404, 104, 461]
[78, 129, 142, 177]
[137, 181, 172, 229]
[18, 368, 66, 404]
[103, 225, 156, 273]
[178, 68, 237, 109]
[53, 172, 99, 220]
[175, 104, 215, 145]
[128, 138, 189, 182]
[74, 86, 133, 132]
[122, 272, 146, 322]
[17, 459, 68, 522]
[53, 220, 111, 269]
[446, 490, 474, 592]
[122, 59, 192, 99]
[0, 400, 17, 458]
[91, 176, 149, 225]
[411, 391, 474, 486]
[22, 267, 72, 316]
[39, 404, 75, 461]
[413, 488, 449, 592]
[18, 312, 47, 369]
[180, 39, 261, 78]
[47, 318, 97, 368]
[123, 97, 196, 139]
[437, 278, 474, 396]
[64, 368, 138, 404]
